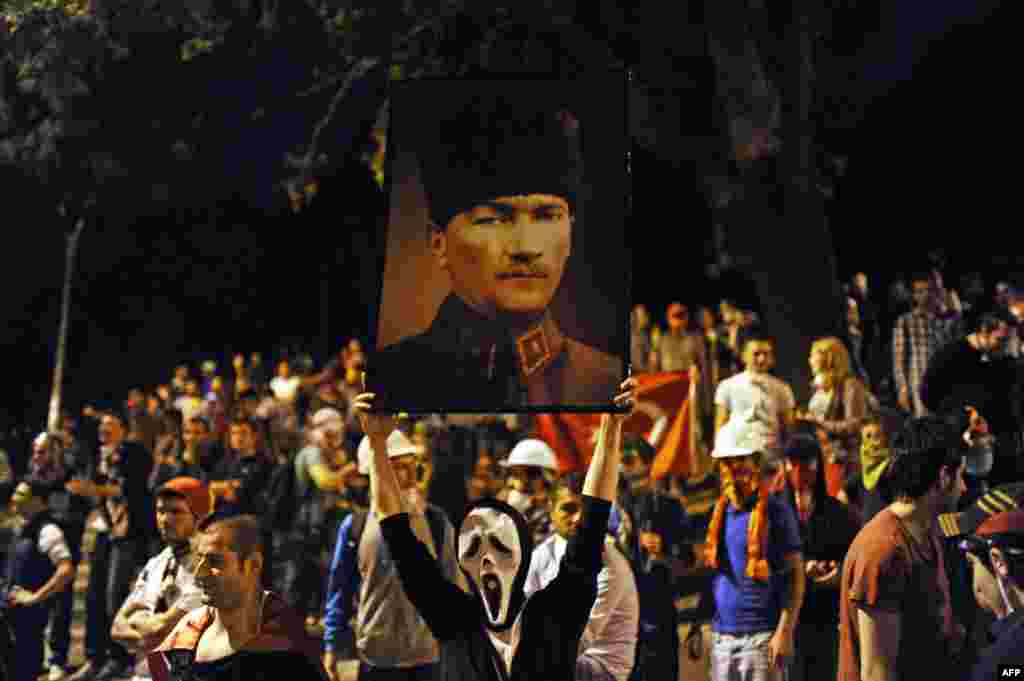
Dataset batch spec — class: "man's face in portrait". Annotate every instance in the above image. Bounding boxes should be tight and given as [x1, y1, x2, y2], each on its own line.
[431, 194, 572, 320]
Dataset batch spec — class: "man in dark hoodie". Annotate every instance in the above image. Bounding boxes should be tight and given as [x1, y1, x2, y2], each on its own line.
[357, 377, 635, 681]
[778, 435, 859, 681]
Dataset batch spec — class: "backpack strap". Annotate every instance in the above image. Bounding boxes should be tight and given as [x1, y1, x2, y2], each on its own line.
[348, 509, 368, 554]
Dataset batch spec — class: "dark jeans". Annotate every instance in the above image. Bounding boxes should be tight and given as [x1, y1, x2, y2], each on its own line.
[47, 521, 85, 669]
[789, 620, 838, 681]
[357, 662, 436, 681]
[84, 534, 147, 666]
[629, 629, 679, 681]
[10, 606, 48, 681]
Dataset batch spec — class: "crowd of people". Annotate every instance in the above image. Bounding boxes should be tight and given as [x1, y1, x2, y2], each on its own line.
[2, 264, 1024, 681]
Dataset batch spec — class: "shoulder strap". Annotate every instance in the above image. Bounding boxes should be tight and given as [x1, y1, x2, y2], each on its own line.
[348, 509, 368, 552]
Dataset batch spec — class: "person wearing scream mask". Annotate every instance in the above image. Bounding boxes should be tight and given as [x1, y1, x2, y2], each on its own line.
[779, 436, 858, 681]
[358, 378, 636, 680]
[703, 419, 804, 681]
[497, 439, 560, 547]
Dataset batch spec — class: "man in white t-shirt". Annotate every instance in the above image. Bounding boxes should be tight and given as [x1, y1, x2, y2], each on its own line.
[4, 480, 75, 681]
[270, 359, 303, 405]
[714, 328, 797, 461]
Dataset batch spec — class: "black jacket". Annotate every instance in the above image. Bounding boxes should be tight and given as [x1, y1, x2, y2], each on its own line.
[370, 294, 622, 411]
[379, 496, 611, 681]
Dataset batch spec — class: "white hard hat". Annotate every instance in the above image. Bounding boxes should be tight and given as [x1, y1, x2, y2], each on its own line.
[712, 416, 758, 459]
[312, 407, 344, 433]
[357, 430, 420, 475]
[500, 438, 559, 472]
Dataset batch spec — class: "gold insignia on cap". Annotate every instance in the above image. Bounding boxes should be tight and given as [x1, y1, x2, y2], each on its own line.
[979, 493, 1013, 516]
[939, 513, 960, 537]
[517, 325, 552, 377]
[990, 489, 1018, 510]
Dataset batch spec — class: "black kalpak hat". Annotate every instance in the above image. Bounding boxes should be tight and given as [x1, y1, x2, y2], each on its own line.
[938, 482, 1024, 538]
[411, 80, 581, 230]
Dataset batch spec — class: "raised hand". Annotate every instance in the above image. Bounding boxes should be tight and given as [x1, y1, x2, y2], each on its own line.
[352, 392, 398, 442]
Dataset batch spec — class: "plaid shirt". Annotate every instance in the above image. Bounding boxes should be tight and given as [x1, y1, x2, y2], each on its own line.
[892, 310, 957, 416]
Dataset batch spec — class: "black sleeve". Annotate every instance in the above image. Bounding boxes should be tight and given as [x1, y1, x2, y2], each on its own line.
[379, 512, 478, 641]
[531, 496, 611, 633]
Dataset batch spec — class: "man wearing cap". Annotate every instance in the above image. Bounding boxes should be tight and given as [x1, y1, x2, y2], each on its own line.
[653, 302, 712, 412]
[111, 477, 209, 681]
[2, 480, 75, 681]
[370, 81, 621, 410]
[952, 509, 1024, 679]
[701, 419, 804, 681]
[497, 439, 561, 547]
[321, 430, 461, 681]
[937, 483, 1024, 664]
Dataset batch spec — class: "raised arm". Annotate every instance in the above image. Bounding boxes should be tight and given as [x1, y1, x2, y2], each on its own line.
[352, 383, 476, 640]
[583, 378, 636, 502]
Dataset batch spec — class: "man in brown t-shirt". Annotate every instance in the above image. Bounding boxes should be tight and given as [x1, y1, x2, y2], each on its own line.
[837, 415, 969, 681]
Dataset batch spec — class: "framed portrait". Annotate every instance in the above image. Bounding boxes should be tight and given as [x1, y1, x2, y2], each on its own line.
[368, 72, 630, 413]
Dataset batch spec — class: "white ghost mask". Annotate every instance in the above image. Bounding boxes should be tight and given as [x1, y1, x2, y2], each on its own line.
[459, 507, 523, 628]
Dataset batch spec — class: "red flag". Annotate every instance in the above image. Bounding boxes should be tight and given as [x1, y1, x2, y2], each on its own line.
[624, 372, 697, 481]
[533, 372, 697, 477]
[534, 412, 602, 474]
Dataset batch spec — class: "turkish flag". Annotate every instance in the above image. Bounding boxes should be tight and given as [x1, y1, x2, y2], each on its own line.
[534, 412, 602, 474]
[533, 372, 697, 477]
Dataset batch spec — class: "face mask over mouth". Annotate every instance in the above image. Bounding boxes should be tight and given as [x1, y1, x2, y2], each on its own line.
[458, 500, 532, 631]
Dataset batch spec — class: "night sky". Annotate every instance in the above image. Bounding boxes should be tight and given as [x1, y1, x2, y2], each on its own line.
[3, 1, 1019, 435]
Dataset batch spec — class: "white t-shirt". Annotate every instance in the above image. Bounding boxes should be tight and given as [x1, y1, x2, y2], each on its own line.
[126, 546, 204, 679]
[39, 523, 72, 565]
[714, 370, 796, 454]
[270, 376, 302, 403]
[173, 396, 203, 423]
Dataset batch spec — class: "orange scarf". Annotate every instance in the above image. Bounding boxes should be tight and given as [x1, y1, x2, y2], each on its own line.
[704, 470, 771, 581]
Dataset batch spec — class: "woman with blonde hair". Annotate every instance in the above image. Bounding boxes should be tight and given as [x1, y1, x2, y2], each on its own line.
[801, 337, 872, 498]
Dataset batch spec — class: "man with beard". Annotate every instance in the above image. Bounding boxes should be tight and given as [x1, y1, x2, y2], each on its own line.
[369, 82, 621, 411]
[702, 419, 804, 681]
[320, 429, 460, 681]
[921, 310, 1024, 492]
[359, 377, 635, 680]
[2, 481, 75, 681]
[777, 435, 858, 681]
[525, 471, 639, 681]
[837, 415, 969, 681]
[147, 511, 326, 681]
[111, 478, 209, 681]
